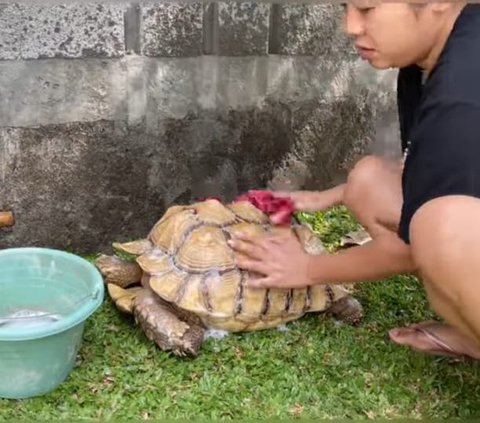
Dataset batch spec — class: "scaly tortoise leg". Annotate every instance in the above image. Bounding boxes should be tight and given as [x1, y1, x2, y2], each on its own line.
[95, 254, 142, 288]
[96, 253, 205, 356]
[133, 289, 206, 357]
[328, 296, 363, 325]
[105, 277, 206, 356]
[324, 228, 371, 325]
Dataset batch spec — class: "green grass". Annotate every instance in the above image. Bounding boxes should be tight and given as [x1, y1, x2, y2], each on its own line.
[1, 207, 479, 419]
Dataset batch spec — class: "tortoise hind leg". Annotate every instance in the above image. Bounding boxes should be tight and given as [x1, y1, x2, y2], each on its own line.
[328, 296, 363, 326]
[133, 289, 206, 357]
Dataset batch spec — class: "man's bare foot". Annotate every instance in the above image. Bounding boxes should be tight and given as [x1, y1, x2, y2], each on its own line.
[388, 321, 480, 360]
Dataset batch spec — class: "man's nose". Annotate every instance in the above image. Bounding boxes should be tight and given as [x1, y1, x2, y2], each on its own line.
[343, 6, 365, 37]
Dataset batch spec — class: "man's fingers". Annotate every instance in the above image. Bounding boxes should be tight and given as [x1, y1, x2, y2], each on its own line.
[269, 233, 290, 243]
[234, 257, 269, 275]
[228, 239, 264, 258]
[230, 231, 254, 242]
[228, 234, 276, 256]
[246, 274, 273, 288]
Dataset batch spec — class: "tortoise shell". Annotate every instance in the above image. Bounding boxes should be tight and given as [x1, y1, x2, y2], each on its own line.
[123, 199, 351, 332]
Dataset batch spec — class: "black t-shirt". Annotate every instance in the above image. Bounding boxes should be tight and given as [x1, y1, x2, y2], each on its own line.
[397, 3, 480, 244]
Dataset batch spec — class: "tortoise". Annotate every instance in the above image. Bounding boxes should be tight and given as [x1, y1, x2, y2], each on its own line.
[95, 198, 364, 356]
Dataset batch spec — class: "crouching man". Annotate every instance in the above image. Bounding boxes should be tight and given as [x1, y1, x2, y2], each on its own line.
[230, 2, 480, 360]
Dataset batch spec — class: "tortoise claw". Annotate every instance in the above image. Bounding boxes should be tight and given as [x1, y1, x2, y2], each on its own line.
[107, 283, 143, 314]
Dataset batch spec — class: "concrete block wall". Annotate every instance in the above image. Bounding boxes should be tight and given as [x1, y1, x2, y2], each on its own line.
[0, 0, 399, 252]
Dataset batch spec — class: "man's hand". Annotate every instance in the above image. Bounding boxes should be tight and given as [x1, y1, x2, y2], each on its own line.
[272, 184, 345, 212]
[273, 191, 324, 211]
[228, 229, 313, 289]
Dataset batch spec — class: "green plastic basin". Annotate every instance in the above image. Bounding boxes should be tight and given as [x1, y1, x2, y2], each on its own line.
[0, 248, 104, 399]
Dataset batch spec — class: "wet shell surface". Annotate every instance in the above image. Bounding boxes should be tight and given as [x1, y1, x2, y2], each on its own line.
[129, 199, 349, 331]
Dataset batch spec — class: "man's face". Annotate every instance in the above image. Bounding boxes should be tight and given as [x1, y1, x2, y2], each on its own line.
[343, 2, 439, 69]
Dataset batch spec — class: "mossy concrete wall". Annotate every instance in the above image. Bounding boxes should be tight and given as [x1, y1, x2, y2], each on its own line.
[0, 1, 399, 252]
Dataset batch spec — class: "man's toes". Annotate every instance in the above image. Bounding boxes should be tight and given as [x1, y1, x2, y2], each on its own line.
[389, 327, 416, 345]
[388, 323, 479, 358]
[388, 327, 433, 351]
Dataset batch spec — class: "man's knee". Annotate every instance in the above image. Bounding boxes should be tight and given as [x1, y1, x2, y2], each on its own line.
[343, 155, 391, 209]
[410, 196, 480, 294]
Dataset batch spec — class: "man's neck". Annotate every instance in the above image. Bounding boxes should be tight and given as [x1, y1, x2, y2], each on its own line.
[417, 4, 466, 76]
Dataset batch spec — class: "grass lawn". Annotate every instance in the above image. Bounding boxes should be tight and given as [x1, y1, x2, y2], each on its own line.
[1, 208, 479, 419]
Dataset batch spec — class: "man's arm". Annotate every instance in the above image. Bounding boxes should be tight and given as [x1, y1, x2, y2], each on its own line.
[274, 183, 346, 212]
[230, 229, 416, 289]
[307, 234, 416, 285]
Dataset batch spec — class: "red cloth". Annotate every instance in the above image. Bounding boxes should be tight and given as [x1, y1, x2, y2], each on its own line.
[233, 190, 294, 226]
[196, 190, 295, 225]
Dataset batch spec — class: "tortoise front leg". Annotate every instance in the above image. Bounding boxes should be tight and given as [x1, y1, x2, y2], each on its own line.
[134, 289, 206, 357]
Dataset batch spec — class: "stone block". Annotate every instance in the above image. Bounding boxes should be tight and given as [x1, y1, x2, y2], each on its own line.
[140, 1, 203, 57]
[144, 58, 202, 123]
[266, 56, 346, 102]
[0, 59, 127, 127]
[126, 55, 148, 126]
[218, 1, 270, 56]
[0, 3, 125, 60]
[143, 56, 268, 126]
[273, 4, 355, 58]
